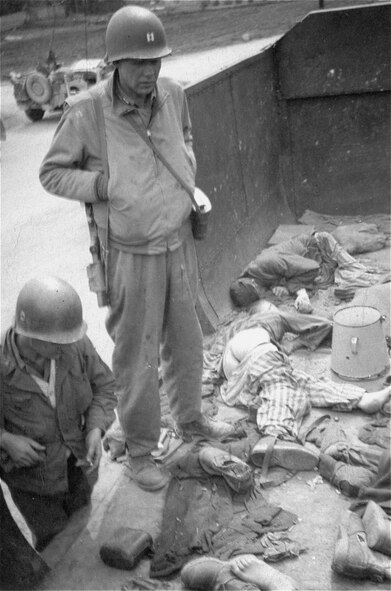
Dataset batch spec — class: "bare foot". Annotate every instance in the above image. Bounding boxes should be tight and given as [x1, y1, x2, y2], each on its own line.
[358, 385, 391, 414]
[230, 554, 298, 591]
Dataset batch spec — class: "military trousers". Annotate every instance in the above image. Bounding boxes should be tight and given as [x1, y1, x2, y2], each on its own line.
[106, 236, 204, 457]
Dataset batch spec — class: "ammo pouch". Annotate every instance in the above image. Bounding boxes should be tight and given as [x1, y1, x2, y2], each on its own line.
[99, 527, 153, 570]
[86, 261, 109, 307]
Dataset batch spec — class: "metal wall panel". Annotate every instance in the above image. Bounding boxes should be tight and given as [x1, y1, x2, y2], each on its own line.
[186, 51, 293, 328]
[286, 92, 391, 215]
[277, 4, 391, 99]
[183, 4, 390, 330]
[276, 3, 391, 218]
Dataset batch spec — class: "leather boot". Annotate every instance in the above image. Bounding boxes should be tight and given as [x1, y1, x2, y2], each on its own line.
[128, 455, 169, 491]
[177, 415, 243, 442]
[332, 510, 391, 581]
[362, 501, 391, 556]
[181, 557, 258, 590]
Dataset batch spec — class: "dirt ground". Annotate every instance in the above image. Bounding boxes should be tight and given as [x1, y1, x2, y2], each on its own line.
[0, 0, 384, 79]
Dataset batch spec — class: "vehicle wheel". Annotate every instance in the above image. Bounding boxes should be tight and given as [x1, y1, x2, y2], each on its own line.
[25, 72, 52, 104]
[25, 108, 45, 122]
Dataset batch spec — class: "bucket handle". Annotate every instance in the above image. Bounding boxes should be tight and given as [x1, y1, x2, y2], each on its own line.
[351, 336, 358, 355]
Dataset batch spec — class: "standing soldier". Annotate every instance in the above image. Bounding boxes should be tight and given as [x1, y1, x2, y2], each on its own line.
[39, 6, 235, 492]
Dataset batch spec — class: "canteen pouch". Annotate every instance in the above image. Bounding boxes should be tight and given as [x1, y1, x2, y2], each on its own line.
[191, 207, 210, 240]
[86, 261, 109, 307]
[99, 527, 153, 570]
[191, 188, 212, 240]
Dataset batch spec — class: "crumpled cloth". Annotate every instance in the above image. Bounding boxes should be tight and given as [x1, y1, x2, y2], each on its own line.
[350, 448, 391, 517]
[331, 223, 387, 255]
[358, 415, 391, 450]
[150, 476, 233, 577]
[151, 453, 303, 577]
[304, 415, 378, 471]
[298, 210, 391, 241]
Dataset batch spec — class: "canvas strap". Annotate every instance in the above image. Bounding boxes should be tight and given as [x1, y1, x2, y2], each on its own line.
[126, 116, 202, 214]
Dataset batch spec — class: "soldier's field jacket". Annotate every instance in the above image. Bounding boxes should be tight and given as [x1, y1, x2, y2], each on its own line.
[0, 329, 116, 495]
[39, 72, 197, 255]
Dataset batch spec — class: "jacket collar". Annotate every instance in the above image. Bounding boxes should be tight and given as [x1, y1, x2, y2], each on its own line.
[105, 70, 169, 118]
[2, 328, 74, 394]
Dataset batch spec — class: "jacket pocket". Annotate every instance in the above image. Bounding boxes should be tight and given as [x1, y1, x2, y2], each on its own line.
[3, 391, 33, 417]
[68, 371, 93, 415]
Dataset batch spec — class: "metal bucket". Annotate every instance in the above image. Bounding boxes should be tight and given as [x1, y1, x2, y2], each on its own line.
[331, 306, 389, 380]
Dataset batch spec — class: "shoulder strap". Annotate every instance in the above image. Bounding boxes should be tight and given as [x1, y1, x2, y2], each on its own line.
[126, 116, 201, 214]
[90, 88, 110, 180]
[86, 89, 110, 302]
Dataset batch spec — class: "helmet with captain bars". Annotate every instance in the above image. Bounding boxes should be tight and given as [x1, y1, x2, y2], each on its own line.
[105, 6, 172, 62]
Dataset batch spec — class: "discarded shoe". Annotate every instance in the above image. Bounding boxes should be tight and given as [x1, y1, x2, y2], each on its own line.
[362, 500, 391, 556]
[181, 556, 258, 590]
[332, 510, 391, 581]
[319, 454, 373, 497]
[128, 454, 169, 491]
[176, 415, 239, 442]
[251, 435, 319, 471]
[199, 446, 253, 494]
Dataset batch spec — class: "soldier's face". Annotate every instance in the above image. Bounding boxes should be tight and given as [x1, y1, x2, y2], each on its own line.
[117, 58, 161, 102]
[29, 339, 64, 359]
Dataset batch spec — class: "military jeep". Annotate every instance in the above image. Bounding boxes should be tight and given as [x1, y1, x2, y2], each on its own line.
[9, 53, 113, 122]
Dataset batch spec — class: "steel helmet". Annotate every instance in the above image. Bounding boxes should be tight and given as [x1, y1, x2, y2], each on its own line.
[14, 277, 87, 344]
[105, 6, 172, 62]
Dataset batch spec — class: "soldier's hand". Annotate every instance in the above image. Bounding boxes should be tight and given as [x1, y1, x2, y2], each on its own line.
[1, 432, 46, 468]
[85, 427, 102, 474]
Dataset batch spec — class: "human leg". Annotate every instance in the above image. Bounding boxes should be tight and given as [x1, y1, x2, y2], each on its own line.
[106, 248, 164, 456]
[0, 484, 49, 589]
[63, 455, 96, 515]
[160, 239, 203, 424]
[293, 369, 391, 414]
[230, 554, 298, 590]
[106, 248, 169, 490]
[162, 239, 236, 440]
[7, 486, 69, 552]
[242, 352, 318, 469]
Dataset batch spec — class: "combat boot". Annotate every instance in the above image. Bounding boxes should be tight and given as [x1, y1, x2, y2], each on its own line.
[332, 510, 391, 581]
[362, 501, 391, 556]
[127, 454, 169, 491]
[176, 414, 241, 442]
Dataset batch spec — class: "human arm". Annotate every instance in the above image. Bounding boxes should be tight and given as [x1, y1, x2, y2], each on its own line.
[84, 427, 102, 474]
[82, 338, 117, 438]
[39, 100, 108, 203]
[294, 288, 313, 314]
[0, 429, 46, 469]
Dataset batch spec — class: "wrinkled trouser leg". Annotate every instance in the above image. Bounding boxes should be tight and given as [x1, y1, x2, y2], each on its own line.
[6, 457, 94, 552]
[106, 238, 203, 457]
